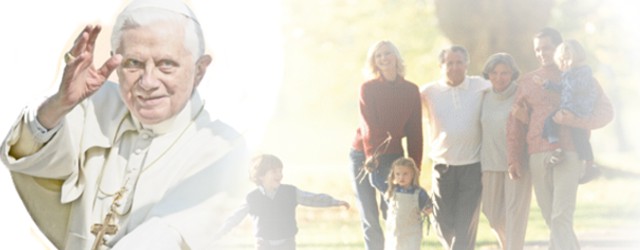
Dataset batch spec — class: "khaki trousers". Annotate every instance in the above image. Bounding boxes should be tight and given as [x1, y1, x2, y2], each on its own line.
[481, 170, 532, 250]
[530, 151, 584, 250]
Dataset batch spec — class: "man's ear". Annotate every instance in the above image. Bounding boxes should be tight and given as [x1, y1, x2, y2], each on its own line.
[194, 55, 212, 87]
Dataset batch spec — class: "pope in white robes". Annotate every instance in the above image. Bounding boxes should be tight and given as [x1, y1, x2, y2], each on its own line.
[0, 0, 248, 249]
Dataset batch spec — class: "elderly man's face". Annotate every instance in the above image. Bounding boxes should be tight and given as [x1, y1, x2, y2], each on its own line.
[116, 21, 206, 125]
[441, 50, 468, 86]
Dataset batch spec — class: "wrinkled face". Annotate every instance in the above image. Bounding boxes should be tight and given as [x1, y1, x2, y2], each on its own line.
[393, 165, 415, 189]
[374, 44, 397, 73]
[441, 50, 468, 86]
[488, 63, 513, 93]
[116, 21, 198, 125]
[260, 167, 283, 191]
[534, 37, 557, 67]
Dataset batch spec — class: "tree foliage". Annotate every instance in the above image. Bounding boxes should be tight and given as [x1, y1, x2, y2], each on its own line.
[434, 0, 555, 72]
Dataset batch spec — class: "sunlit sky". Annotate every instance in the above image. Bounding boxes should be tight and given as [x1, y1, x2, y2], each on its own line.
[0, 0, 282, 248]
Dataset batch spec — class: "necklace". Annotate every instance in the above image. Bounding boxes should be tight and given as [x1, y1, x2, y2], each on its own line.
[93, 102, 205, 215]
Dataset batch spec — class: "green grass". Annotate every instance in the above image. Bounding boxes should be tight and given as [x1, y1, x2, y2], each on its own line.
[216, 152, 640, 249]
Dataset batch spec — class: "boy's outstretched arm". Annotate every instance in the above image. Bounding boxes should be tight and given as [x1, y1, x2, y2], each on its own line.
[296, 188, 350, 209]
[213, 204, 250, 240]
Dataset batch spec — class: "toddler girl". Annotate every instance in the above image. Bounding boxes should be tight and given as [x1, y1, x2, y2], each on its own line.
[384, 157, 433, 250]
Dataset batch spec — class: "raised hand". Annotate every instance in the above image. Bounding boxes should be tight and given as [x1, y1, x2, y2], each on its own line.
[38, 25, 122, 129]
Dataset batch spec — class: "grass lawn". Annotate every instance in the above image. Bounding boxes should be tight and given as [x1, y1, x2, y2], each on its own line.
[216, 151, 640, 249]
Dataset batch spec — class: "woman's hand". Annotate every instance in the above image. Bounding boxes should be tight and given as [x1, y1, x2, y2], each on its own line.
[422, 207, 433, 215]
[508, 164, 522, 180]
[511, 100, 530, 124]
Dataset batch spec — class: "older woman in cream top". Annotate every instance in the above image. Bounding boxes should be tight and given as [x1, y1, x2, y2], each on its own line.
[480, 53, 531, 250]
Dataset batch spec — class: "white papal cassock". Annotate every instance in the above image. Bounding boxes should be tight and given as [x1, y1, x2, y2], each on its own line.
[1, 81, 248, 249]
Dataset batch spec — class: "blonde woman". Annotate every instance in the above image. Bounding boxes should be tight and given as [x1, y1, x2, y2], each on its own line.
[350, 40, 423, 250]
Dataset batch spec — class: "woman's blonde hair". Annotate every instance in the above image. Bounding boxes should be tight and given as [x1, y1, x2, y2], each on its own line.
[362, 40, 406, 80]
[249, 154, 283, 185]
[385, 157, 420, 199]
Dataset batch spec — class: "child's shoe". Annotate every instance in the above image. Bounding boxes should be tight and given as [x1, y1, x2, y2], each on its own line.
[579, 162, 601, 184]
[546, 148, 564, 167]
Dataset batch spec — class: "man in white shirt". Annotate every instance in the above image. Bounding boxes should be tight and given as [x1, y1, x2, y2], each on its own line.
[421, 45, 490, 250]
[0, 0, 247, 249]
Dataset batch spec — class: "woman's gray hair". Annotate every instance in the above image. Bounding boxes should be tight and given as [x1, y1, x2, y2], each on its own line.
[111, 1, 205, 61]
[482, 52, 520, 80]
[363, 40, 406, 80]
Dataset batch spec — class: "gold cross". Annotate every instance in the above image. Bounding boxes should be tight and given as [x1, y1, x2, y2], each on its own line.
[91, 187, 126, 250]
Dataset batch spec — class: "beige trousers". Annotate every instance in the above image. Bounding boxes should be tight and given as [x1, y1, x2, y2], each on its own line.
[530, 151, 584, 250]
[481, 170, 532, 250]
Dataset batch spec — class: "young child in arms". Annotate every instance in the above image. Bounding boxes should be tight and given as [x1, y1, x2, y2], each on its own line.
[540, 39, 600, 184]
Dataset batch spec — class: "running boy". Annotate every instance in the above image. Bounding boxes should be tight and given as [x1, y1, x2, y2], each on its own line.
[214, 154, 349, 249]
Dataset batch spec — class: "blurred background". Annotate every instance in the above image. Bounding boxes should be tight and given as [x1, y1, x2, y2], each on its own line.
[1, 0, 638, 248]
[266, 0, 638, 167]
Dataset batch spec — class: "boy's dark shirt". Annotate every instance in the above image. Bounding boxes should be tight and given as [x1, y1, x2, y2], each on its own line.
[247, 184, 298, 239]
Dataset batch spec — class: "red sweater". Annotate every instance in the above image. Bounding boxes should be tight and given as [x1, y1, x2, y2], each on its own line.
[507, 66, 614, 168]
[352, 77, 423, 168]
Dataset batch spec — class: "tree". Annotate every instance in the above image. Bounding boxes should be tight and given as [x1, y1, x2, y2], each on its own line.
[434, 0, 555, 73]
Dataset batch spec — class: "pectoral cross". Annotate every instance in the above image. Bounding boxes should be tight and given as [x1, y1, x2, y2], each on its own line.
[91, 187, 127, 250]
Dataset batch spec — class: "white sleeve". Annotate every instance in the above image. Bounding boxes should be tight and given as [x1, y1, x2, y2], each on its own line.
[1, 105, 75, 179]
[26, 104, 63, 144]
[111, 217, 187, 250]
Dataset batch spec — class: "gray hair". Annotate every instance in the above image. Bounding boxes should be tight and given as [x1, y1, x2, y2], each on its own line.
[439, 45, 469, 65]
[363, 40, 406, 80]
[111, 1, 205, 61]
[482, 53, 520, 80]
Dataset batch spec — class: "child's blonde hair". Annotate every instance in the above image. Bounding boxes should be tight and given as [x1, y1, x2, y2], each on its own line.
[554, 39, 587, 68]
[385, 157, 421, 199]
[249, 154, 283, 185]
